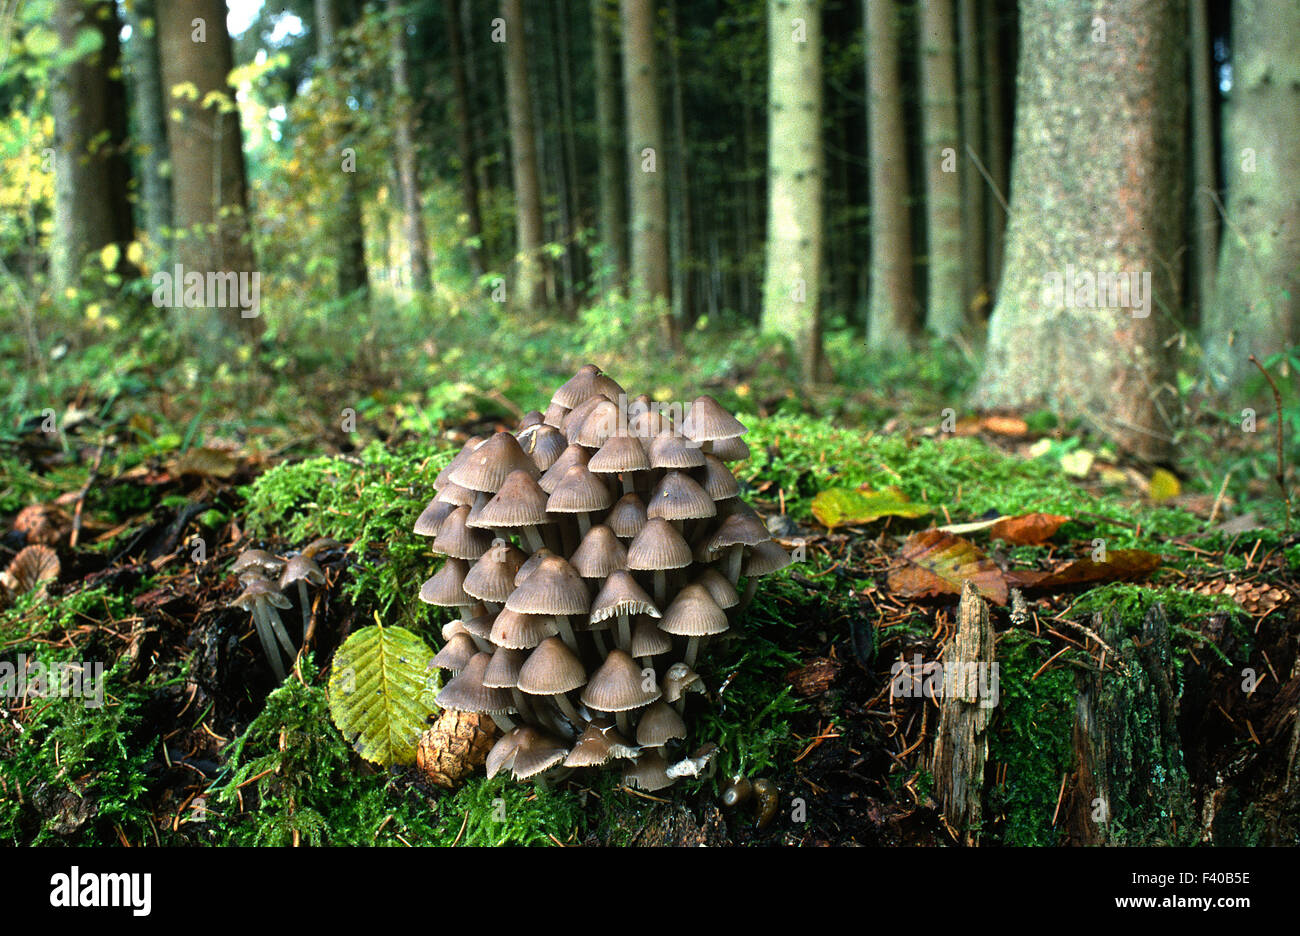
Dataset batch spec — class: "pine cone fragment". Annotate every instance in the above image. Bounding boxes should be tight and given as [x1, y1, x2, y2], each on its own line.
[417, 710, 500, 789]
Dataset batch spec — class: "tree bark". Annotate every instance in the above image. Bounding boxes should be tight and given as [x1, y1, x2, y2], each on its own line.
[762, 0, 824, 384]
[443, 0, 484, 276]
[971, 0, 1186, 462]
[919, 0, 964, 336]
[957, 0, 986, 316]
[1188, 0, 1216, 327]
[317, 0, 369, 299]
[387, 0, 430, 293]
[666, 0, 695, 326]
[1202, 0, 1300, 391]
[591, 0, 627, 291]
[981, 0, 1008, 293]
[157, 0, 260, 342]
[51, 0, 134, 292]
[865, 0, 915, 349]
[502, 0, 547, 309]
[621, 0, 673, 340]
[122, 0, 171, 265]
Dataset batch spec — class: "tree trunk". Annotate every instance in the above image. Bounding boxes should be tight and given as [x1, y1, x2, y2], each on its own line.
[957, 0, 986, 316]
[865, 0, 915, 350]
[443, 0, 484, 276]
[1202, 0, 1300, 391]
[317, 0, 369, 299]
[621, 0, 672, 340]
[502, 0, 547, 309]
[762, 0, 824, 384]
[387, 0, 430, 293]
[591, 0, 626, 291]
[51, 0, 134, 292]
[157, 0, 260, 342]
[981, 0, 1008, 293]
[1188, 0, 1216, 327]
[666, 0, 695, 327]
[122, 0, 171, 265]
[919, 0, 964, 336]
[971, 0, 1186, 463]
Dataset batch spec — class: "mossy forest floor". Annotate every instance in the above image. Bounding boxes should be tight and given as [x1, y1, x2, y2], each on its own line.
[2, 304, 1297, 846]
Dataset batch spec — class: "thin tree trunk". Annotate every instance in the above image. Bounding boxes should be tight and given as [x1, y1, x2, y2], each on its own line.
[666, 0, 694, 326]
[957, 0, 986, 314]
[122, 0, 170, 265]
[761, 0, 824, 384]
[919, 0, 965, 336]
[972, 0, 1186, 462]
[981, 0, 1008, 293]
[502, 0, 547, 309]
[621, 0, 673, 341]
[865, 0, 915, 349]
[317, 0, 369, 299]
[444, 0, 484, 276]
[1188, 0, 1216, 326]
[1202, 0, 1299, 391]
[387, 0, 430, 293]
[591, 0, 627, 290]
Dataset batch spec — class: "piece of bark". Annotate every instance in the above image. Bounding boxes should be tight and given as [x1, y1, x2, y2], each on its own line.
[931, 581, 996, 843]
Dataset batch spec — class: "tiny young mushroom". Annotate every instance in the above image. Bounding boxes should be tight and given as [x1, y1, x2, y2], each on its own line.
[606, 492, 648, 541]
[706, 512, 772, 586]
[431, 632, 479, 674]
[278, 554, 326, 640]
[229, 574, 296, 682]
[546, 463, 614, 541]
[630, 614, 672, 670]
[580, 648, 660, 737]
[658, 583, 729, 667]
[635, 700, 687, 758]
[231, 548, 285, 581]
[516, 636, 588, 733]
[587, 433, 650, 495]
[483, 645, 534, 726]
[626, 517, 693, 607]
[662, 661, 706, 714]
[589, 570, 660, 652]
[469, 470, 553, 553]
[503, 554, 590, 653]
[462, 538, 528, 611]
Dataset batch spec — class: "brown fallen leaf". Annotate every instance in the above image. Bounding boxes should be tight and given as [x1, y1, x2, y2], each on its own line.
[989, 513, 1070, 546]
[1007, 549, 1160, 591]
[3, 544, 60, 597]
[176, 446, 239, 479]
[980, 415, 1030, 437]
[12, 504, 71, 546]
[888, 529, 1008, 605]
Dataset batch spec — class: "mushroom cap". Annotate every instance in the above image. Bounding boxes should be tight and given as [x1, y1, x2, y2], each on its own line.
[587, 434, 650, 474]
[279, 554, 325, 589]
[510, 728, 570, 780]
[490, 608, 560, 649]
[571, 399, 622, 449]
[431, 505, 493, 560]
[581, 649, 660, 712]
[561, 395, 607, 440]
[433, 481, 476, 507]
[538, 444, 591, 494]
[542, 401, 569, 429]
[546, 464, 614, 515]
[606, 493, 648, 539]
[461, 609, 497, 641]
[230, 574, 292, 611]
[518, 410, 545, 430]
[625, 518, 693, 571]
[435, 652, 516, 714]
[434, 435, 484, 490]
[419, 558, 473, 607]
[441, 619, 470, 641]
[483, 646, 528, 689]
[707, 512, 772, 553]
[463, 539, 528, 603]
[623, 749, 675, 791]
[523, 424, 567, 472]
[569, 524, 628, 578]
[486, 728, 524, 779]
[449, 431, 538, 493]
[648, 430, 706, 469]
[564, 719, 633, 768]
[681, 395, 747, 442]
[505, 555, 591, 616]
[516, 636, 587, 695]
[413, 498, 456, 537]
[647, 471, 716, 522]
[658, 584, 729, 637]
[636, 700, 687, 748]
[744, 540, 793, 577]
[471, 470, 551, 530]
[232, 549, 284, 576]
[431, 632, 478, 673]
[514, 548, 553, 586]
[699, 454, 740, 500]
[662, 662, 704, 703]
[551, 363, 603, 408]
[709, 435, 751, 462]
[630, 614, 673, 657]
[590, 570, 660, 624]
[300, 537, 344, 558]
[693, 567, 740, 609]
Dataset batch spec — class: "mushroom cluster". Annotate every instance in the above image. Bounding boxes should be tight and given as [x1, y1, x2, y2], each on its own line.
[416, 364, 792, 791]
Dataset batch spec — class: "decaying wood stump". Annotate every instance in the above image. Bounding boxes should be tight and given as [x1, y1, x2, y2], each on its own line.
[1067, 603, 1195, 845]
[931, 582, 996, 843]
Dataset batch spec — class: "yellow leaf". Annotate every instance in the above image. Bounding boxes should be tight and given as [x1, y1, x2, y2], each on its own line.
[1148, 468, 1181, 503]
[99, 242, 119, 271]
[126, 241, 145, 267]
[85, 303, 101, 321]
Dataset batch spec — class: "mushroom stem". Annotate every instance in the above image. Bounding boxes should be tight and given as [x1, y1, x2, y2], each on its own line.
[591, 629, 609, 656]
[522, 525, 545, 554]
[552, 692, 582, 728]
[296, 581, 311, 638]
[622, 473, 636, 496]
[261, 601, 298, 663]
[737, 578, 759, 614]
[615, 710, 633, 737]
[250, 606, 287, 682]
[576, 512, 591, 538]
[725, 545, 743, 586]
[511, 689, 535, 725]
[554, 615, 579, 653]
[617, 611, 631, 651]
[489, 712, 517, 732]
[684, 637, 703, 668]
[653, 570, 666, 607]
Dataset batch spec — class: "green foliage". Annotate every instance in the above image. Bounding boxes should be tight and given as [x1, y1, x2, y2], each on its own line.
[327, 623, 440, 767]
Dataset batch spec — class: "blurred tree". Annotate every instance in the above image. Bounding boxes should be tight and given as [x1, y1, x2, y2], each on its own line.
[1188, 0, 1216, 327]
[919, 0, 963, 336]
[761, 0, 823, 383]
[865, 0, 915, 350]
[591, 0, 626, 291]
[1202, 0, 1299, 391]
[502, 0, 547, 309]
[157, 0, 260, 340]
[443, 0, 482, 276]
[957, 0, 985, 316]
[621, 0, 671, 339]
[386, 0, 430, 293]
[122, 0, 171, 264]
[981, 0, 1008, 293]
[973, 0, 1186, 462]
[51, 0, 134, 291]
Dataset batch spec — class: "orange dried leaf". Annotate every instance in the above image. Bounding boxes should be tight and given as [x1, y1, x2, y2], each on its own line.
[1022, 549, 1160, 590]
[989, 513, 1070, 546]
[888, 529, 1008, 605]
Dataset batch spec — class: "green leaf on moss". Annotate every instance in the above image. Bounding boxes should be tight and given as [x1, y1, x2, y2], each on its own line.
[811, 486, 929, 529]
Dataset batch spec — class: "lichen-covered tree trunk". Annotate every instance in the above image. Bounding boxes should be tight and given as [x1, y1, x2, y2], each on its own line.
[122, 0, 171, 265]
[865, 0, 916, 350]
[502, 0, 547, 309]
[387, 0, 430, 294]
[1202, 0, 1300, 391]
[51, 0, 134, 292]
[621, 0, 672, 339]
[919, 0, 964, 336]
[971, 1, 1185, 462]
[762, 0, 824, 384]
[591, 0, 626, 291]
[157, 0, 261, 342]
